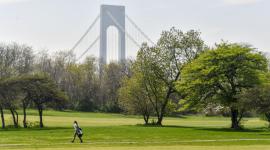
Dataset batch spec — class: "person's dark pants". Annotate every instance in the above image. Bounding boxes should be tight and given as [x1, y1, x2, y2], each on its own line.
[72, 132, 83, 143]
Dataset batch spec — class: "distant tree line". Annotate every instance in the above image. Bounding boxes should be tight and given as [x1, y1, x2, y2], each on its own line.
[0, 42, 130, 128]
[0, 44, 68, 128]
[1, 27, 270, 130]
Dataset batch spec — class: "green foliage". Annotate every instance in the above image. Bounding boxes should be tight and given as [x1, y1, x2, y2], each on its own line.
[178, 42, 268, 128]
[179, 43, 267, 106]
[25, 121, 40, 128]
[102, 62, 126, 113]
[118, 69, 153, 124]
[127, 27, 206, 125]
[0, 74, 68, 128]
[238, 73, 270, 127]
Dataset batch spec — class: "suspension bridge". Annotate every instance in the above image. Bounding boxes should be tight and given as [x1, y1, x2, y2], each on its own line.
[70, 4, 154, 64]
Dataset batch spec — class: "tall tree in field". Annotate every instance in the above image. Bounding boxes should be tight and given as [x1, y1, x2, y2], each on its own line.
[0, 80, 20, 128]
[137, 27, 205, 125]
[0, 43, 34, 128]
[179, 43, 268, 129]
[119, 70, 153, 124]
[23, 75, 67, 128]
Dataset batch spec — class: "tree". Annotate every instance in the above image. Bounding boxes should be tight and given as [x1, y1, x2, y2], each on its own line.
[0, 43, 34, 128]
[102, 62, 126, 112]
[0, 104, 4, 128]
[0, 87, 6, 128]
[241, 86, 270, 127]
[238, 72, 270, 127]
[23, 75, 67, 128]
[179, 42, 268, 129]
[119, 71, 153, 124]
[74, 57, 99, 111]
[136, 27, 205, 125]
[0, 74, 67, 128]
[0, 77, 22, 128]
[35, 51, 102, 112]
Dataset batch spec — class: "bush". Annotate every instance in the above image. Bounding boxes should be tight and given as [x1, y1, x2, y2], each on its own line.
[261, 112, 270, 128]
[26, 121, 40, 128]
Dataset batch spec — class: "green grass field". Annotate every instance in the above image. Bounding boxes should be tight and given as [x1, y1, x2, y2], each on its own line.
[1, 110, 270, 150]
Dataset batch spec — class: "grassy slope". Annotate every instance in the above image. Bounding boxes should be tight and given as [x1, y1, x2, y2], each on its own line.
[1, 110, 270, 150]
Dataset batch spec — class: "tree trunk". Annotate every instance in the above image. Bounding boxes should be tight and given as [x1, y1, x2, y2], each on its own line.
[10, 109, 18, 128]
[143, 113, 149, 125]
[230, 107, 240, 129]
[14, 110, 18, 126]
[23, 102, 27, 128]
[38, 106, 43, 128]
[0, 106, 5, 129]
[156, 87, 173, 126]
[156, 115, 163, 126]
[265, 112, 270, 128]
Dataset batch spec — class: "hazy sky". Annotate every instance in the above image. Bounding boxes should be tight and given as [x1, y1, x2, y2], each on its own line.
[0, 0, 269, 60]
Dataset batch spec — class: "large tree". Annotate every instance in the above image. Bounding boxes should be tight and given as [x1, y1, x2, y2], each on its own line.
[135, 27, 205, 125]
[119, 70, 153, 124]
[0, 75, 67, 128]
[0, 79, 21, 128]
[24, 75, 67, 128]
[179, 42, 268, 129]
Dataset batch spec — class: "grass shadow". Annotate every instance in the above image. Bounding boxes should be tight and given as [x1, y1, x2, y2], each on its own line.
[0, 126, 70, 132]
[196, 127, 265, 133]
[134, 124, 266, 133]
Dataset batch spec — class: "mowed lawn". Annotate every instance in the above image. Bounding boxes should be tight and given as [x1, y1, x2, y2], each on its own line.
[1, 110, 270, 150]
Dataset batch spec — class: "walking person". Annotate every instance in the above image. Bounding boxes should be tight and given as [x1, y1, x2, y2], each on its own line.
[71, 121, 83, 143]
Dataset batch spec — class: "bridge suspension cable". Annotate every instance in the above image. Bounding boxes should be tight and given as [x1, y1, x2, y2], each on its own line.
[125, 15, 155, 45]
[70, 10, 154, 62]
[70, 14, 100, 52]
[76, 36, 100, 62]
[106, 10, 141, 48]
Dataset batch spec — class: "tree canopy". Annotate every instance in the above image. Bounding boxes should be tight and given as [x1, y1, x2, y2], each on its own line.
[178, 42, 268, 129]
[119, 27, 205, 125]
[0, 75, 67, 128]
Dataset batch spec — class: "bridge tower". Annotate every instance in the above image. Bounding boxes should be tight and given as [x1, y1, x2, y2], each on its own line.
[100, 5, 126, 64]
